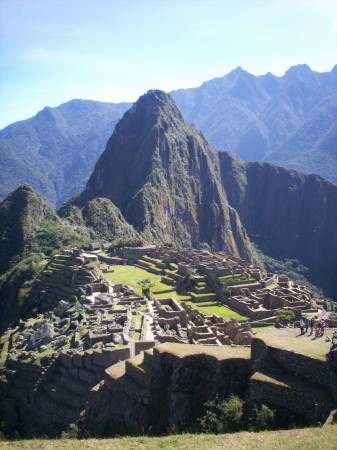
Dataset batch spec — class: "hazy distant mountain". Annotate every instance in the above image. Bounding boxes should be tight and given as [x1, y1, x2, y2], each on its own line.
[171, 64, 337, 184]
[0, 99, 130, 206]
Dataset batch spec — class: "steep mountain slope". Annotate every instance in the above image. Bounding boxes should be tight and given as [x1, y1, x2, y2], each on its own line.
[0, 184, 57, 273]
[171, 64, 337, 184]
[0, 184, 92, 329]
[60, 197, 141, 246]
[219, 152, 337, 298]
[0, 100, 130, 207]
[77, 90, 253, 260]
[0, 184, 97, 273]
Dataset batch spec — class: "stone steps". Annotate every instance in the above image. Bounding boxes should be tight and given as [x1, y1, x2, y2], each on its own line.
[190, 292, 217, 303]
[35, 391, 78, 420]
[104, 359, 146, 400]
[114, 373, 147, 401]
[163, 270, 184, 282]
[43, 381, 84, 409]
[58, 373, 90, 396]
[126, 360, 159, 387]
[193, 284, 213, 294]
[160, 276, 176, 286]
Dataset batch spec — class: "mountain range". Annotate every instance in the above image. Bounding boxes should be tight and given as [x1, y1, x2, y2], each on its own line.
[0, 64, 336, 207]
[0, 100, 130, 206]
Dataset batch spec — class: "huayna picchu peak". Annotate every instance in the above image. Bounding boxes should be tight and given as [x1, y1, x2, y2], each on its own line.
[76, 90, 253, 261]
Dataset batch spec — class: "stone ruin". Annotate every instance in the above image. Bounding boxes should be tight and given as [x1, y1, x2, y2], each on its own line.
[151, 297, 253, 346]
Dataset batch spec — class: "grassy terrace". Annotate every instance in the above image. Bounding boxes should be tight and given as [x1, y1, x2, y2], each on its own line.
[256, 327, 335, 361]
[2, 425, 337, 449]
[104, 265, 248, 320]
[104, 265, 189, 300]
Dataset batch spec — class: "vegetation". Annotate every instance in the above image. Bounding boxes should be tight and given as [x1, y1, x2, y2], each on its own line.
[183, 301, 248, 320]
[1, 425, 337, 449]
[0, 254, 47, 331]
[104, 265, 188, 300]
[274, 309, 295, 326]
[82, 197, 141, 244]
[28, 219, 90, 255]
[199, 395, 244, 433]
[256, 250, 324, 298]
[137, 278, 155, 299]
[0, 425, 337, 450]
[199, 395, 275, 434]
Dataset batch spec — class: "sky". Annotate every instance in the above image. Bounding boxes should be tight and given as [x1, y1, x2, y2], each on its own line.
[0, 0, 336, 129]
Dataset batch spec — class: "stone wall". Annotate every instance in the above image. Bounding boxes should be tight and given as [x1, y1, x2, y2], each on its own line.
[251, 337, 330, 387]
[134, 340, 156, 355]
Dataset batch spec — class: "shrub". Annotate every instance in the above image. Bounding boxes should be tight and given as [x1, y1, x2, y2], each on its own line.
[275, 309, 295, 326]
[252, 404, 275, 431]
[199, 394, 243, 434]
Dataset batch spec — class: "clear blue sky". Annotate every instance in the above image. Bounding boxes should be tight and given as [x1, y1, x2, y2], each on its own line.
[1, 0, 336, 129]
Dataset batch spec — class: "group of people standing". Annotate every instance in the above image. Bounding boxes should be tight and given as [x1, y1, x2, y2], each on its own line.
[299, 316, 326, 337]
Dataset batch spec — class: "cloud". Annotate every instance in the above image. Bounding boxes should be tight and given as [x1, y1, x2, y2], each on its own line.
[331, 21, 337, 34]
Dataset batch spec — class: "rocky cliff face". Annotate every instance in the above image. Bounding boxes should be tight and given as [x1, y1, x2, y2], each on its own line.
[79, 90, 253, 260]
[0, 184, 56, 273]
[219, 152, 337, 298]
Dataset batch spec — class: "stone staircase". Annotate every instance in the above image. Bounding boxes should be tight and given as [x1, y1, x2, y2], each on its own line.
[104, 349, 160, 401]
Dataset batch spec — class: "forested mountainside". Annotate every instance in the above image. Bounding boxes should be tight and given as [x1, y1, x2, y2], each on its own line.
[219, 152, 337, 298]
[0, 99, 130, 207]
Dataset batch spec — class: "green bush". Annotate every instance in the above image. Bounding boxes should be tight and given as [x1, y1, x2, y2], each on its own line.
[275, 309, 295, 326]
[199, 394, 243, 434]
[252, 404, 275, 431]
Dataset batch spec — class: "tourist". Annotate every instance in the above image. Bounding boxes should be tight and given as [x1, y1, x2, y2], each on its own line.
[299, 319, 305, 335]
[314, 321, 318, 337]
[320, 319, 325, 335]
[304, 317, 309, 333]
[309, 317, 315, 335]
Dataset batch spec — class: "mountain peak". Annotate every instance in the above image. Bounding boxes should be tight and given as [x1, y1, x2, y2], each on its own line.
[284, 64, 313, 82]
[78, 93, 253, 259]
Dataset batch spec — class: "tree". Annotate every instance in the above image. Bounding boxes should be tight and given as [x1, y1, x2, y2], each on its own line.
[137, 278, 155, 299]
[275, 309, 295, 326]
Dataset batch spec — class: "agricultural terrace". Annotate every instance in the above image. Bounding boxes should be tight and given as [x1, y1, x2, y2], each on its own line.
[103, 264, 247, 320]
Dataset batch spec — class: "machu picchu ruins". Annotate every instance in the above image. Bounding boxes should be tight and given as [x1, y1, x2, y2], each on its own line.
[1, 244, 337, 437]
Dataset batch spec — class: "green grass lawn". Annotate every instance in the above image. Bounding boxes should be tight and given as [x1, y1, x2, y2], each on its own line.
[2, 425, 336, 449]
[256, 327, 335, 361]
[105, 265, 190, 300]
[252, 325, 276, 334]
[183, 301, 248, 320]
